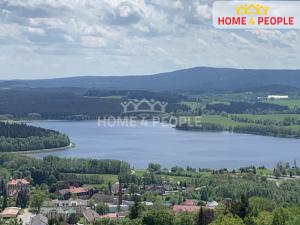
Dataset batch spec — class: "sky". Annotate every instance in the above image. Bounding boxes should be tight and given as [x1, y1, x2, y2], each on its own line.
[0, 0, 300, 79]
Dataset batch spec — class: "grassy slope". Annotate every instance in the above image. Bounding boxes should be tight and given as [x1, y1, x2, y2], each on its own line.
[232, 114, 300, 121]
[181, 101, 202, 110]
[182, 114, 300, 132]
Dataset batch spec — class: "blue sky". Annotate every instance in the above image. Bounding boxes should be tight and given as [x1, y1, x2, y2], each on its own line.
[0, 0, 299, 79]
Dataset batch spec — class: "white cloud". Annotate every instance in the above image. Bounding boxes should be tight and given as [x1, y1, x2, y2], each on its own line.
[194, 3, 212, 20]
[26, 27, 45, 35]
[0, 0, 299, 79]
[80, 36, 107, 48]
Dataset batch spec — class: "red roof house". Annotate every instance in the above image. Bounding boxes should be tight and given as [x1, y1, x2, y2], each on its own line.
[1, 207, 21, 218]
[7, 179, 30, 197]
[173, 200, 199, 214]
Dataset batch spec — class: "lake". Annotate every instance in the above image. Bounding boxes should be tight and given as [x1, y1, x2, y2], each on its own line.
[29, 120, 300, 169]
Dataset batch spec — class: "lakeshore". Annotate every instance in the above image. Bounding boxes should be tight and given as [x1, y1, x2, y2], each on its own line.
[10, 142, 75, 154]
[27, 120, 300, 169]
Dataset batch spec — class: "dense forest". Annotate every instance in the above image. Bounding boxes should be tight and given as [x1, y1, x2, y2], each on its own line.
[0, 122, 70, 152]
[0, 89, 190, 120]
[1, 87, 299, 120]
[0, 89, 123, 119]
[0, 154, 130, 186]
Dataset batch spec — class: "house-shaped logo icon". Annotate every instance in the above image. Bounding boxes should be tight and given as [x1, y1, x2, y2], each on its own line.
[120, 99, 168, 113]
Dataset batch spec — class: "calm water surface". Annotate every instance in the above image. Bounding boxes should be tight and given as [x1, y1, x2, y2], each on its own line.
[29, 120, 300, 169]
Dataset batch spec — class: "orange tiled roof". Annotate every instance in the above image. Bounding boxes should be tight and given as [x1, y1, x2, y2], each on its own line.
[173, 205, 200, 214]
[7, 179, 30, 185]
[181, 200, 196, 206]
[1, 207, 21, 217]
[69, 186, 89, 194]
[99, 213, 118, 219]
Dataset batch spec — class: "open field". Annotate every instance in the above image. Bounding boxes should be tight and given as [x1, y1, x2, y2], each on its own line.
[231, 113, 300, 122]
[256, 168, 273, 176]
[62, 173, 119, 188]
[181, 101, 202, 110]
[201, 115, 244, 127]
[178, 114, 300, 138]
[190, 114, 300, 130]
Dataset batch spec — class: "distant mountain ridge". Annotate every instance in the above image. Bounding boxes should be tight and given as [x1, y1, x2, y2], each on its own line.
[1, 67, 300, 92]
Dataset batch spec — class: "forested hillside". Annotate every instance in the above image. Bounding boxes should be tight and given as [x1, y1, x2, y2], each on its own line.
[0, 89, 190, 119]
[0, 122, 70, 152]
[1, 67, 300, 91]
[0, 89, 123, 119]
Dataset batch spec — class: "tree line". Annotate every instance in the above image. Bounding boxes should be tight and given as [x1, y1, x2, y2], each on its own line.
[177, 122, 300, 139]
[85, 90, 185, 103]
[206, 102, 289, 114]
[230, 115, 300, 126]
[0, 122, 70, 152]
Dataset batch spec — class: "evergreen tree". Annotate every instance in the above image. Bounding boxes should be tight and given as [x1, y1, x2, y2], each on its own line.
[129, 194, 141, 220]
[197, 206, 206, 225]
[108, 181, 112, 195]
[238, 195, 249, 220]
[16, 190, 29, 208]
[0, 180, 4, 195]
[2, 185, 8, 210]
[178, 193, 183, 205]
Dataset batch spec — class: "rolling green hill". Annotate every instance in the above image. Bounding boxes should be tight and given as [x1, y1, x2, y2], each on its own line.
[1, 67, 300, 92]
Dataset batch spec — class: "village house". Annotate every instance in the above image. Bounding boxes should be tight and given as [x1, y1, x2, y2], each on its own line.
[92, 193, 114, 204]
[172, 200, 200, 214]
[40, 207, 76, 221]
[43, 199, 88, 214]
[29, 214, 49, 225]
[206, 201, 219, 209]
[145, 184, 174, 195]
[99, 212, 126, 220]
[99, 213, 119, 220]
[107, 203, 129, 213]
[59, 186, 94, 199]
[0, 207, 21, 219]
[82, 209, 100, 224]
[7, 179, 30, 197]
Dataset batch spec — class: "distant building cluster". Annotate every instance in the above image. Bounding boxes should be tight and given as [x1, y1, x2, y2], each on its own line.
[172, 199, 219, 214]
[267, 95, 289, 100]
[58, 186, 95, 200]
[1, 178, 220, 225]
